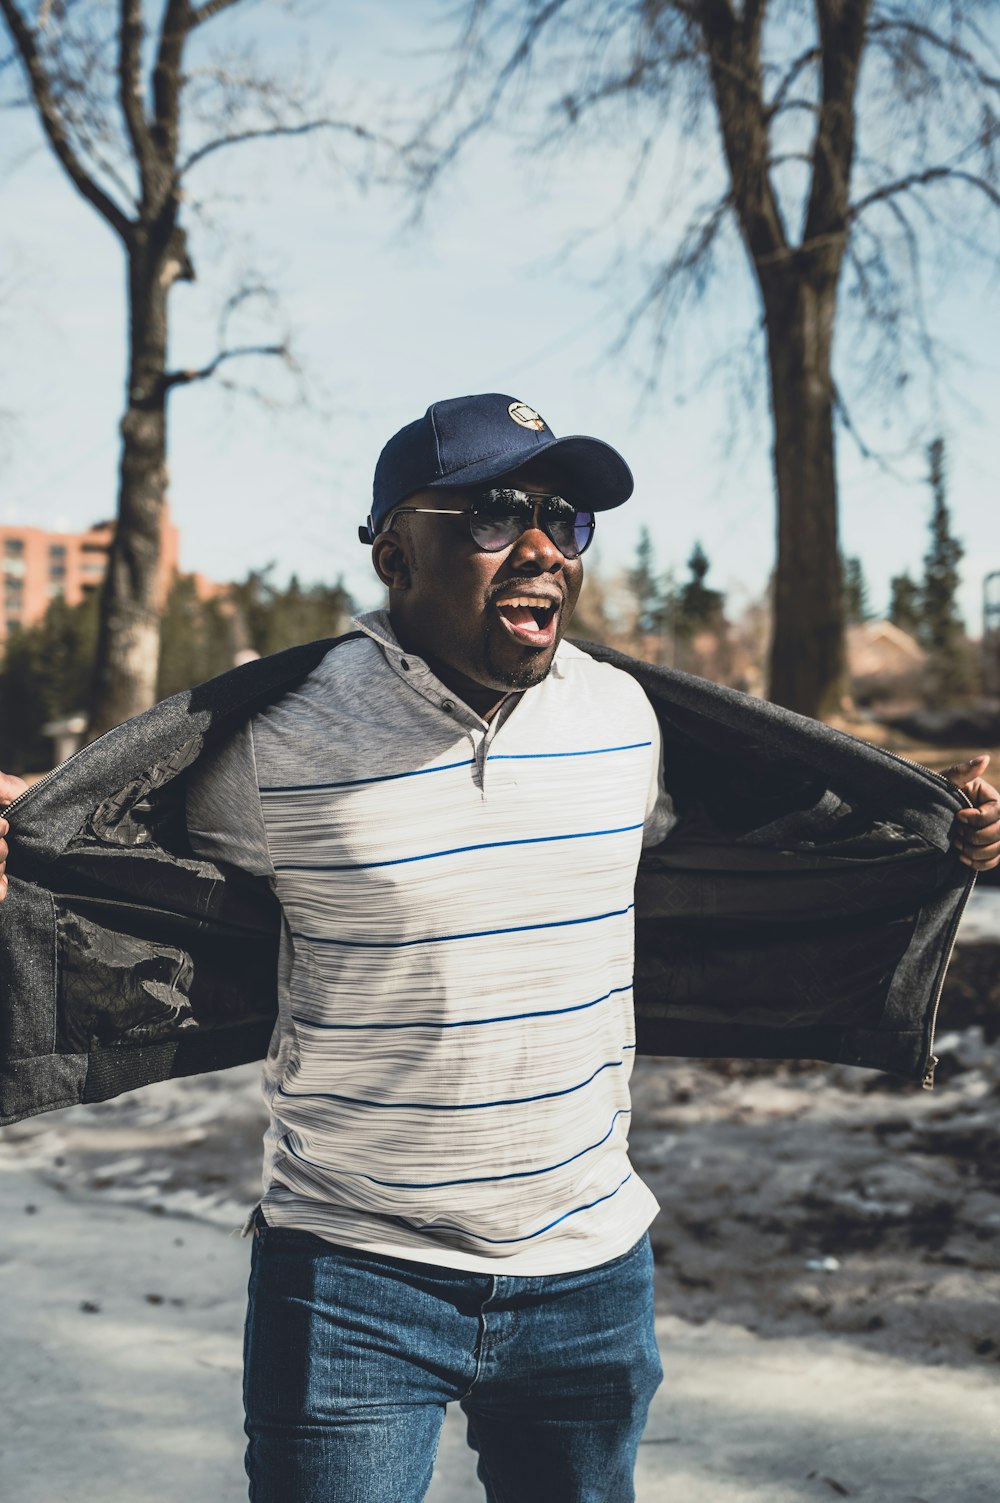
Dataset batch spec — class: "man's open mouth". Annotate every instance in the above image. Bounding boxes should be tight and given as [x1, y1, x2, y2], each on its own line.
[494, 595, 560, 647]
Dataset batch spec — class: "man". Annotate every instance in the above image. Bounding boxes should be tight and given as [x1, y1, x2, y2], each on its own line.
[181, 393, 674, 1501]
[1, 392, 998, 1503]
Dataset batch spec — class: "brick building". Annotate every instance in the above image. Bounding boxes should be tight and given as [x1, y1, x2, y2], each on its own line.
[0, 508, 179, 647]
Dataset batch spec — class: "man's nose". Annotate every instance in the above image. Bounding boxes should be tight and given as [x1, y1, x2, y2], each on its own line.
[508, 503, 563, 572]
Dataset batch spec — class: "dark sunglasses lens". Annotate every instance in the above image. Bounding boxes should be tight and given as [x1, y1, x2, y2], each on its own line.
[571, 513, 595, 557]
[468, 491, 595, 557]
[538, 499, 593, 558]
[469, 491, 532, 551]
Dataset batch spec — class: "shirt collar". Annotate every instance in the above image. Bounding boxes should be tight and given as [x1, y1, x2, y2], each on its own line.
[350, 610, 494, 729]
[351, 608, 406, 658]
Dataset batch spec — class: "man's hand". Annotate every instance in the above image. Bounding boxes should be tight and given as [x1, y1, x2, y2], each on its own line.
[943, 754, 1000, 872]
[0, 771, 30, 903]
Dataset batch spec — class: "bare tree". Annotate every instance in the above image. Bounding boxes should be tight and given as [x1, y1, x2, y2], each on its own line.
[0, 0, 385, 735]
[421, 0, 1000, 718]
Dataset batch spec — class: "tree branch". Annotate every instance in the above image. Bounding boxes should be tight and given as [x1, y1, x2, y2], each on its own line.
[694, 0, 787, 265]
[851, 165, 1000, 217]
[162, 342, 287, 390]
[765, 43, 821, 121]
[613, 188, 734, 360]
[881, 194, 935, 371]
[0, 0, 132, 241]
[832, 377, 908, 479]
[867, 15, 1000, 94]
[118, 0, 153, 181]
[414, 0, 573, 196]
[191, 0, 243, 28]
[152, 0, 194, 167]
[179, 117, 382, 178]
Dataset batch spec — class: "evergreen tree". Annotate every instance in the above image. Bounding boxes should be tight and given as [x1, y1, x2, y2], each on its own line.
[623, 528, 679, 663]
[0, 568, 355, 774]
[677, 542, 724, 636]
[842, 555, 870, 625]
[227, 568, 353, 658]
[921, 438, 964, 652]
[918, 437, 977, 703]
[156, 577, 234, 701]
[626, 528, 665, 638]
[888, 572, 923, 638]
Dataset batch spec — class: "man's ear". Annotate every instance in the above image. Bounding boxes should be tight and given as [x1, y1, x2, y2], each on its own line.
[372, 530, 412, 592]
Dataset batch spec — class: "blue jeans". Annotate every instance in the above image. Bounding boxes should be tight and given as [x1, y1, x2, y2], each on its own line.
[243, 1219, 662, 1502]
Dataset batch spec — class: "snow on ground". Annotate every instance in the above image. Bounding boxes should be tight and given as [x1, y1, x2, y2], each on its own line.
[957, 885, 1000, 944]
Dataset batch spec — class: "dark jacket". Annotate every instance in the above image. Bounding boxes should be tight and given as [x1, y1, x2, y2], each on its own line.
[0, 635, 974, 1127]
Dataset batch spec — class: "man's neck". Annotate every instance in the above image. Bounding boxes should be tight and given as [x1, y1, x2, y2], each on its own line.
[417, 651, 511, 722]
[386, 614, 509, 720]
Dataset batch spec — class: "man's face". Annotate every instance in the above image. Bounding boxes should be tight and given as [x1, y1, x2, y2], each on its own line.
[378, 460, 585, 694]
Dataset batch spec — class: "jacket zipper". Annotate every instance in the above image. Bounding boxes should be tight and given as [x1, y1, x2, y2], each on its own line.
[2, 722, 121, 820]
[919, 863, 977, 1090]
[866, 738, 976, 797]
[872, 742, 977, 1089]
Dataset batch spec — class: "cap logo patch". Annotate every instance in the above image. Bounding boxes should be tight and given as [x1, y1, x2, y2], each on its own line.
[508, 401, 546, 431]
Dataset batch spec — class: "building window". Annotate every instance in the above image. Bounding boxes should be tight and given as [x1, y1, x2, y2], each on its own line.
[3, 539, 26, 577]
[5, 619, 21, 637]
[49, 543, 67, 559]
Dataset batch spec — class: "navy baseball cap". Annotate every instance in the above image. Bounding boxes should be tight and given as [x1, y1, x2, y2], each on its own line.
[361, 393, 634, 542]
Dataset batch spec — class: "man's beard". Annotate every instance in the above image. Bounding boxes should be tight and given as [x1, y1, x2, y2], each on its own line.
[482, 619, 556, 689]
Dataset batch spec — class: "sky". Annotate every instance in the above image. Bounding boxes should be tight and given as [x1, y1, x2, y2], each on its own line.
[1, 0, 998, 633]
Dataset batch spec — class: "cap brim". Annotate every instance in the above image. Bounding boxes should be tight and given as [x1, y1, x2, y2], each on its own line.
[427, 434, 633, 511]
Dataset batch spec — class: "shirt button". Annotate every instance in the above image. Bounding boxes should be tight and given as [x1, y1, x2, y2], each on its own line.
[441, 699, 456, 713]
[400, 658, 410, 671]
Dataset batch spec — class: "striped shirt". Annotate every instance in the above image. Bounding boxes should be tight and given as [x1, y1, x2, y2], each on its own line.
[186, 611, 675, 1274]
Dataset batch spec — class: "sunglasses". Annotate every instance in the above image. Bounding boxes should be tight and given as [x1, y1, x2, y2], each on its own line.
[361, 488, 596, 560]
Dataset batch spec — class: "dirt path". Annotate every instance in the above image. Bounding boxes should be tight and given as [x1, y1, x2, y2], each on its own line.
[1, 911, 997, 1501]
[1, 1167, 997, 1503]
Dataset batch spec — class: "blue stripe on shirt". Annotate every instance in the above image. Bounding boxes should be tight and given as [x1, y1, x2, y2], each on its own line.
[394, 1173, 634, 1245]
[491, 741, 651, 760]
[278, 1055, 628, 1112]
[274, 823, 644, 873]
[260, 757, 474, 794]
[290, 983, 633, 1033]
[290, 904, 635, 950]
[282, 1107, 632, 1190]
[260, 740, 650, 794]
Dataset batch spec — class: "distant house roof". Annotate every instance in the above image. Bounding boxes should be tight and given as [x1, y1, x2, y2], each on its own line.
[847, 620, 926, 680]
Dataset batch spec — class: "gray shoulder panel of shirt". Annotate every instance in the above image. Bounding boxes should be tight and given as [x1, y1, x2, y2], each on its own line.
[185, 718, 275, 878]
[185, 633, 384, 875]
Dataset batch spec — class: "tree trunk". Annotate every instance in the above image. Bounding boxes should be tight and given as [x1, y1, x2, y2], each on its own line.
[761, 270, 845, 720]
[87, 243, 172, 739]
